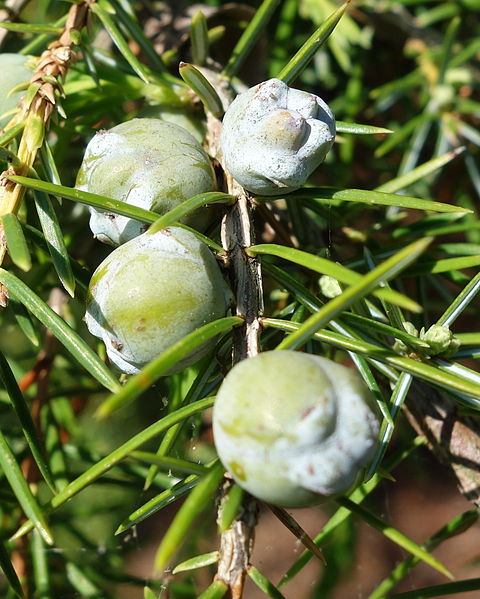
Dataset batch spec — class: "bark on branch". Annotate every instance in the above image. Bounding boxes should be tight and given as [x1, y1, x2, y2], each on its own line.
[405, 381, 480, 507]
[205, 93, 263, 598]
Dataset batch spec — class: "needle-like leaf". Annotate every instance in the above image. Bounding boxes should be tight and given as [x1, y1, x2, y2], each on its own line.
[0, 429, 53, 545]
[336, 121, 393, 135]
[282, 187, 471, 214]
[154, 461, 224, 572]
[33, 190, 75, 297]
[13, 397, 216, 541]
[335, 497, 453, 579]
[368, 510, 478, 599]
[0, 351, 56, 492]
[173, 551, 219, 574]
[278, 2, 350, 84]
[248, 243, 422, 312]
[265, 319, 480, 402]
[1, 213, 31, 272]
[0, 269, 120, 393]
[179, 62, 224, 117]
[0, 540, 25, 598]
[276, 238, 432, 351]
[223, 0, 281, 79]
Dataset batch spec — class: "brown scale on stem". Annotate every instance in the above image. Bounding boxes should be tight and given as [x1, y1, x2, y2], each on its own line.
[0, 1, 92, 266]
[404, 381, 480, 507]
[20, 1, 91, 127]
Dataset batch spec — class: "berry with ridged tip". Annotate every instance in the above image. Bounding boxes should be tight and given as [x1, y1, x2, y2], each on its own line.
[220, 78, 335, 196]
[213, 351, 379, 507]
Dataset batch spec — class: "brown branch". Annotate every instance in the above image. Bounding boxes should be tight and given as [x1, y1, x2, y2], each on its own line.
[214, 179, 262, 598]
[215, 482, 258, 599]
[204, 90, 263, 596]
[404, 381, 480, 507]
[221, 182, 263, 362]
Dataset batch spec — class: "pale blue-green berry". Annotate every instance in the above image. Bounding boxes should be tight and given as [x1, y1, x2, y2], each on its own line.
[76, 118, 216, 246]
[0, 54, 34, 128]
[213, 351, 379, 507]
[220, 78, 335, 195]
[85, 227, 231, 375]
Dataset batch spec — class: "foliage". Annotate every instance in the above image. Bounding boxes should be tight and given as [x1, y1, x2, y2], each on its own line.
[0, 1, 479, 598]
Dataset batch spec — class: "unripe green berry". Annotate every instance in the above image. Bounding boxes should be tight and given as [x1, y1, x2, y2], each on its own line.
[213, 351, 379, 508]
[85, 227, 231, 374]
[220, 78, 335, 195]
[76, 118, 216, 246]
[0, 54, 34, 128]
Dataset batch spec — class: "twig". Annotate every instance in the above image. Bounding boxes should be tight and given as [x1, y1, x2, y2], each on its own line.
[404, 381, 480, 507]
[215, 485, 258, 599]
[221, 179, 263, 361]
[215, 175, 262, 598]
[205, 83, 263, 596]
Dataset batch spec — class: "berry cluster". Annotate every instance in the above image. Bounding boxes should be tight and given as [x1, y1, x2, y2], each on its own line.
[78, 80, 379, 507]
[79, 118, 230, 373]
